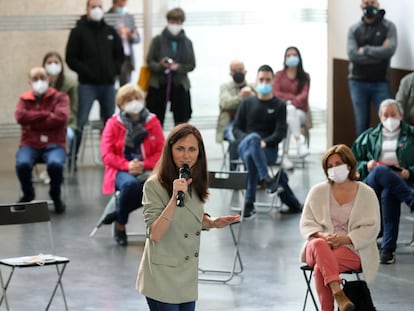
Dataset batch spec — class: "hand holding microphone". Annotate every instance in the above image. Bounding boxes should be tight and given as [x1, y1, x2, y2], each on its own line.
[176, 164, 191, 207]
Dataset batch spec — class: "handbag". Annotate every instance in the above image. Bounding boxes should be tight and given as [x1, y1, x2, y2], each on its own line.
[341, 279, 376, 311]
[137, 66, 151, 92]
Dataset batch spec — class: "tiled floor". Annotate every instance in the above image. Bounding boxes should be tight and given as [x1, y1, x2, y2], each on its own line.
[0, 126, 413, 310]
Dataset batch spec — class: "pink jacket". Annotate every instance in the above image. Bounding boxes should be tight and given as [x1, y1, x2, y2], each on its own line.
[15, 88, 70, 148]
[273, 70, 310, 112]
[100, 112, 164, 194]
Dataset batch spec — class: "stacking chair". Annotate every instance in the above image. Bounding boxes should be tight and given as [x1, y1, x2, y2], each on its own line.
[89, 191, 146, 240]
[198, 171, 248, 283]
[0, 201, 70, 310]
[300, 264, 362, 311]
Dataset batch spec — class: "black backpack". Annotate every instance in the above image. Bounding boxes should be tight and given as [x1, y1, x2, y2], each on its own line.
[341, 279, 377, 311]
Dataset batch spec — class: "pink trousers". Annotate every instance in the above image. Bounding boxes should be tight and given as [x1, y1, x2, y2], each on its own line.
[305, 238, 361, 311]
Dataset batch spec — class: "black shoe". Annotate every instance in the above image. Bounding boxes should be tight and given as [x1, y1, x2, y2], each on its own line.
[53, 197, 67, 214]
[17, 194, 35, 203]
[102, 212, 117, 225]
[242, 202, 256, 219]
[263, 175, 279, 194]
[115, 227, 127, 246]
[380, 249, 396, 264]
[280, 204, 303, 215]
[409, 199, 414, 213]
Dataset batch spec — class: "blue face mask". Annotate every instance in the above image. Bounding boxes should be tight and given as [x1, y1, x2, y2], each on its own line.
[285, 55, 300, 68]
[116, 7, 127, 15]
[256, 83, 272, 95]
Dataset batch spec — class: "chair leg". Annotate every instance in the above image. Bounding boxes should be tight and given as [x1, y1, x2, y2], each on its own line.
[302, 268, 319, 311]
[46, 263, 69, 311]
[0, 267, 11, 311]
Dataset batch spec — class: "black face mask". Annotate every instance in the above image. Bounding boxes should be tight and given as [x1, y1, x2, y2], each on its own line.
[363, 5, 379, 18]
[232, 72, 245, 84]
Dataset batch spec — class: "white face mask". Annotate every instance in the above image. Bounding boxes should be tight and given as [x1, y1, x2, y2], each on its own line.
[89, 7, 104, 22]
[327, 164, 350, 184]
[32, 80, 49, 95]
[124, 100, 144, 115]
[167, 23, 182, 36]
[382, 117, 401, 132]
[45, 63, 62, 76]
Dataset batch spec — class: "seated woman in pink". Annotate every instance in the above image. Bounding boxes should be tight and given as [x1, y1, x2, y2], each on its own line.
[273, 46, 310, 170]
[101, 84, 164, 246]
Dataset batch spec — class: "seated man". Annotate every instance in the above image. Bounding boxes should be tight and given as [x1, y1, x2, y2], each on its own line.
[15, 67, 70, 213]
[216, 59, 255, 170]
[352, 99, 414, 264]
[233, 64, 303, 218]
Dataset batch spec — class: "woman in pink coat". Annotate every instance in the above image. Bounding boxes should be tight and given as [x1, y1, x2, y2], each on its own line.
[101, 84, 164, 246]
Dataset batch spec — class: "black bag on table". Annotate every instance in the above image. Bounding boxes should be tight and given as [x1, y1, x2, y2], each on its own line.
[341, 279, 376, 311]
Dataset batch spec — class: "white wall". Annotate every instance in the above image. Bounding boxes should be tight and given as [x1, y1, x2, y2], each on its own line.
[327, 0, 414, 145]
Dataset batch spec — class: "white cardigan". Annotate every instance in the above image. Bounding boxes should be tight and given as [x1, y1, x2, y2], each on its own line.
[299, 181, 380, 284]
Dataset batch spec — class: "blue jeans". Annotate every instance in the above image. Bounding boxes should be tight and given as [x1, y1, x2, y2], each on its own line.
[16, 145, 66, 199]
[348, 79, 392, 136]
[224, 121, 238, 170]
[115, 171, 144, 225]
[146, 297, 195, 311]
[75, 83, 116, 157]
[366, 165, 414, 251]
[237, 133, 301, 208]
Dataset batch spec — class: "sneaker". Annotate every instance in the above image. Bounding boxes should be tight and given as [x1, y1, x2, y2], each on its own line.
[263, 175, 279, 194]
[297, 142, 310, 158]
[280, 204, 303, 215]
[380, 249, 396, 264]
[17, 194, 35, 203]
[53, 197, 67, 214]
[282, 157, 294, 170]
[242, 202, 256, 219]
[115, 226, 128, 246]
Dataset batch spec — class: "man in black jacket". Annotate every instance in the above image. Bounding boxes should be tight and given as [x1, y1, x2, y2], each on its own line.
[65, 0, 124, 170]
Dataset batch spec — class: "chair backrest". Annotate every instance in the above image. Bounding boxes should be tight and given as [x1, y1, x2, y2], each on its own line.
[0, 201, 55, 255]
[208, 171, 248, 191]
[0, 201, 50, 226]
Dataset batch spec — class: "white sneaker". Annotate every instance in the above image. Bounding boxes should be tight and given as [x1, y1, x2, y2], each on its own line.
[297, 142, 310, 158]
[39, 170, 51, 184]
[282, 157, 294, 170]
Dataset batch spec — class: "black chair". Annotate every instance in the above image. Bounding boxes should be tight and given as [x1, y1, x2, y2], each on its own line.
[0, 201, 70, 310]
[300, 264, 362, 311]
[198, 171, 248, 283]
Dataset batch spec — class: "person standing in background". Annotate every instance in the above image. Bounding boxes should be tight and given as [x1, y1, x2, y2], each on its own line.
[106, 0, 140, 87]
[145, 7, 195, 127]
[65, 0, 124, 171]
[395, 72, 414, 125]
[216, 59, 255, 170]
[273, 46, 311, 171]
[347, 0, 397, 136]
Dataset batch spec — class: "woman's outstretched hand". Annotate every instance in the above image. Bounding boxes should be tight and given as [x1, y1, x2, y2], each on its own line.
[211, 215, 241, 229]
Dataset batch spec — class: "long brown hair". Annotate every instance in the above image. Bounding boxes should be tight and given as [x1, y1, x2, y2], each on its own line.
[155, 124, 209, 203]
[42, 51, 65, 90]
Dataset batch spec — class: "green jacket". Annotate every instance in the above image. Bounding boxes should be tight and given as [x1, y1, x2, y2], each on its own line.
[60, 75, 78, 131]
[352, 121, 414, 186]
[396, 72, 414, 125]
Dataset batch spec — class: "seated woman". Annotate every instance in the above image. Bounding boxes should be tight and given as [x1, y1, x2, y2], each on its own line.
[273, 46, 311, 170]
[101, 84, 164, 246]
[300, 144, 380, 311]
[352, 99, 414, 264]
[42, 51, 78, 171]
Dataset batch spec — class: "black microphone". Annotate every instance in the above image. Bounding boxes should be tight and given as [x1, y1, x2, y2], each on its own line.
[176, 163, 191, 207]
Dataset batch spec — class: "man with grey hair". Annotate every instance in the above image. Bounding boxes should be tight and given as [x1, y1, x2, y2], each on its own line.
[352, 98, 414, 264]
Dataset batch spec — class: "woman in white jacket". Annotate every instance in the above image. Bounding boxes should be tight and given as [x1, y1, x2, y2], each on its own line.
[299, 144, 380, 311]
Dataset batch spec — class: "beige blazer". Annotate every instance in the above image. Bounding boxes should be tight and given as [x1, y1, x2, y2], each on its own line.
[299, 181, 380, 284]
[137, 175, 204, 303]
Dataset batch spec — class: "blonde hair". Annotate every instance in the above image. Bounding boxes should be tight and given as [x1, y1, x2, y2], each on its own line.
[115, 83, 144, 108]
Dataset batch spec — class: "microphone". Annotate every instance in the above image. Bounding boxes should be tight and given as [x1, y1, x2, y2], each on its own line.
[176, 163, 191, 207]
